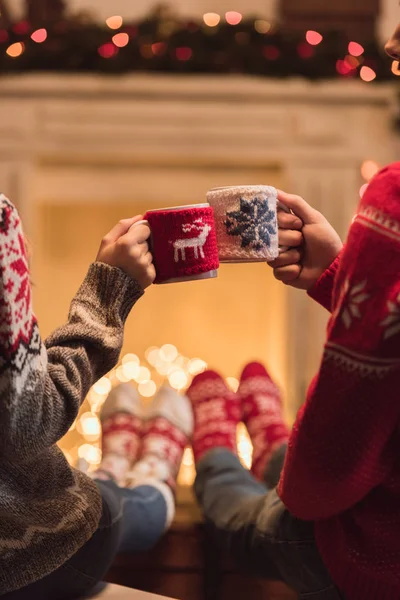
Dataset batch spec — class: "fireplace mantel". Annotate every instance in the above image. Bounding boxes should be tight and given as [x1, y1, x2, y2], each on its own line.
[0, 73, 396, 410]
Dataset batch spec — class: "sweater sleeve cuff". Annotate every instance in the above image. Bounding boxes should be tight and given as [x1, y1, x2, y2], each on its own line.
[307, 252, 342, 313]
[74, 262, 144, 323]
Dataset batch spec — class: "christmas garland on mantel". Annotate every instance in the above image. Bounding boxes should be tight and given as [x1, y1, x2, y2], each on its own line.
[0, 2, 395, 81]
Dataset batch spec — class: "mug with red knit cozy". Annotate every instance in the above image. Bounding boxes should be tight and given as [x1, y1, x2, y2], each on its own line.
[143, 204, 220, 284]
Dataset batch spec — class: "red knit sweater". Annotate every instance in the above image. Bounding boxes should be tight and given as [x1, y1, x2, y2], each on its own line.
[278, 162, 400, 600]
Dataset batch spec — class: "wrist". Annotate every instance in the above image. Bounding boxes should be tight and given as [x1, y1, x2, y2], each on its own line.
[75, 262, 144, 323]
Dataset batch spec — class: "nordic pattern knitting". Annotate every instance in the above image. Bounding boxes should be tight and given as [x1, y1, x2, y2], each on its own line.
[207, 185, 279, 263]
[0, 195, 144, 595]
[278, 162, 400, 600]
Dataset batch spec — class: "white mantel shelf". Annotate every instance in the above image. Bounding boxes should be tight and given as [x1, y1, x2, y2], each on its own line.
[0, 73, 395, 104]
[0, 73, 397, 407]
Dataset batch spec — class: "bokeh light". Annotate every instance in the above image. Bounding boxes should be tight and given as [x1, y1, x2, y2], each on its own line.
[361, 160, 380, 182]
[306, 31, 323, 46]
[348, 42, 364, 57]
[112, 33, 129, 48]
[106, 16, 123, 30]
[360, 66, 376, 82]
[31, 29, 47, 43]
[225, 12, 242, 26]
[203, 13, 220, 27]
[254, 20, 271, 34]
[6, 42, 25, 58]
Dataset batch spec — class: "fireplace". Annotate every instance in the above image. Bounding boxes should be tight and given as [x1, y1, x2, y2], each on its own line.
[0, 73, 395, 468]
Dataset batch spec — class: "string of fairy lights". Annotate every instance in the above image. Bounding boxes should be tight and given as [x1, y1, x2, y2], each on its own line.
[61, 345, 252, 485]
[0, 8, 397, 81]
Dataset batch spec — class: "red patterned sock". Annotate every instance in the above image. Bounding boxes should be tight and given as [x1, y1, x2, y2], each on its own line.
[239, 362, 290, 481]
[128, 387, 193, 492]
[96, 384, 143, 485]
[187, 370, 241, 463]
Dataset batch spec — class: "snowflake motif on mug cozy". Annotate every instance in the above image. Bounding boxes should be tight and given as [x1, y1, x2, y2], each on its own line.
[225, 197, 276, 250]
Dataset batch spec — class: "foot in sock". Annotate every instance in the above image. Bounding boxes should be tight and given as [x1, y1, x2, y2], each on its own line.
[239, 362, 290, 481]
[95, 383, 144, 485]
[187, 370, 241, 463]
[127, 386, 193, 493]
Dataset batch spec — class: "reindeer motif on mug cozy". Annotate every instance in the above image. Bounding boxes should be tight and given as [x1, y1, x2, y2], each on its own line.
[173, 219, 211, 263]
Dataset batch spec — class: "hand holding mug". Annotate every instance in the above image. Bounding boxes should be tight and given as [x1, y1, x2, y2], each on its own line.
[96, 216, 155, 290]
[269, 191, 343, 290]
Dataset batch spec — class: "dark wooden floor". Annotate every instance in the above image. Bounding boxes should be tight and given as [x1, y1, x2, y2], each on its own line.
[106, 488, 297, 600]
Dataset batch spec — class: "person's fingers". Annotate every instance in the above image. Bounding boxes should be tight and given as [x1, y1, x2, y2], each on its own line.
[279, 229, 303, 248]
[122, 223, 151, 245]
[142, 251, 153, 266]
[277, 211, 303, 230]
[277, 191, 317, 224]
[273, 264, 302, 283]
[269, 249, 301, 269]
[102, 216, 144, 245]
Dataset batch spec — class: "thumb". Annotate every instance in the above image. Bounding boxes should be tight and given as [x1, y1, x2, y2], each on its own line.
[277, 190, 317, 225]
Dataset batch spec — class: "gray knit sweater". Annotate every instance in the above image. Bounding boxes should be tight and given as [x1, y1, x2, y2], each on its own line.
[0, 195, 143, 594]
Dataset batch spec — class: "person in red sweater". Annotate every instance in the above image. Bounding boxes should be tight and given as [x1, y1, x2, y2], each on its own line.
[188, 25, 400, 600]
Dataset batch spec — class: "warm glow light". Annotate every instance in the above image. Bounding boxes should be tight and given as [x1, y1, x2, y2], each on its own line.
[345, 55, 360, 69]
[160, 344, 178, 362]
[93, 377, 112, 396]
[169, 370, 188, 390]
[360, 66, 376, 82]
[78, 444, 101, 465]
[112, 32, 129, 48]
[392, 60, 400, 76]
[152, 42, 167, 56]
[139, 380, 157, 397]
[63, 450, 73, 466]
[155, 360, 170, 376]
[203, 12, 220, 27]
[361, 160, 380, 182]
[122, 353, 140, 365]
[225, 11, 242, 25]
[254, 19, 271, 34]
[178, 447, 195, 486]
[188, 358, 207, 375]
[6, 42, 24, 58]
[306, 30, 323, 46]
[106, 15, 123, 30]
[80, 413, 101, 438]
[31, 28, 47, 43]
[87, 390, 107, 412]
[122, 361, 140, 380]
[116, 366, 131, 383]
[98, 43, 118, 59]
[226, 377, 240, 392]
[146, 347, 159, 365]
[348, 41, 364, 57]
[237, 423, 253, 469]
[136, 366, 151, 383]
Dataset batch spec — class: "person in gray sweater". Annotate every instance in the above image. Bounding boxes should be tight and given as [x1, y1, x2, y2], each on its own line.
[0, 196, 192, 599]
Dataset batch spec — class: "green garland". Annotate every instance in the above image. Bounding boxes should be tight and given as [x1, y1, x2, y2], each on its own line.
[0, 14, 394, 80]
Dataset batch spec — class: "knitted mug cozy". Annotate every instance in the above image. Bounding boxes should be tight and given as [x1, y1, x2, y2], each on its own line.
[145, 204, 219, 284]
[207, 185, 285, 263]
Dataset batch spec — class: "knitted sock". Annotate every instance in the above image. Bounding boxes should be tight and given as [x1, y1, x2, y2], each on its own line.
[95, 383, 144, 485]
[239, 362, 290, 481]
[127, 386, 193, 495]
[187, 370, 241, 463]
